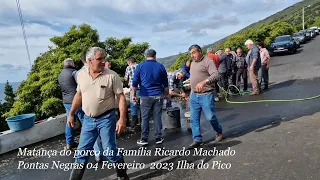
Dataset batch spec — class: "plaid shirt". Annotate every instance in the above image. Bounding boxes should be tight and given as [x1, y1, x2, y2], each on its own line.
[125, 63, 138, 87]
[167, 71, 185, 92]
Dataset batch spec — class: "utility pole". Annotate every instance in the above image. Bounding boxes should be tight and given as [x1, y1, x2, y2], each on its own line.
[302, 6, 305, 30]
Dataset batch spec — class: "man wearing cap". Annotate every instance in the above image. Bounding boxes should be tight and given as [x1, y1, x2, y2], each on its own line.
[67, 47, 129, 180]
[188, 44, 223, 149]
[132, 49, 169, 146]
[166, 69, 188, 107]
[216, 50, 229, 91]
[245, 39, 261, 95]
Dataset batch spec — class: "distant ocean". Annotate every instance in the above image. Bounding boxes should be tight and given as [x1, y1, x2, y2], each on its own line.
[0, 82, 21, 102]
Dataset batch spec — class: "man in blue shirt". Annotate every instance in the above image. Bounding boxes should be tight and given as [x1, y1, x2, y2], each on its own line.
[132, 49, 169, 146]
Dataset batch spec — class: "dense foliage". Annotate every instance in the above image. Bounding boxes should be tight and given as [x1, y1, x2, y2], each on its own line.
[0, 81, 16, 131]
[5, 24, 148, 120]
[168, 53, 192, 72]
[160, 0, 320, 68]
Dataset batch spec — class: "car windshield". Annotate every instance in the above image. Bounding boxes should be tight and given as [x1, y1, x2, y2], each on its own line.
[293, 33, 302, 37]
[274, 36, 291, 42]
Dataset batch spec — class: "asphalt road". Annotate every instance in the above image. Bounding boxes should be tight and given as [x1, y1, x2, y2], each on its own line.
[1, 36, 320, 180]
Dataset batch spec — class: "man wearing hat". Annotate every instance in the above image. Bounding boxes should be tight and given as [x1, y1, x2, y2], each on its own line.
[132, 49, 169, 146]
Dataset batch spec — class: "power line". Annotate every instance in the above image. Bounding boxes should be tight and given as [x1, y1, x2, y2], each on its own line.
[16, 0, 31, 68]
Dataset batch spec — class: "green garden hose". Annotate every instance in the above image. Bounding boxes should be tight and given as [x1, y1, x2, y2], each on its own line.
[217, 84, 320, 104]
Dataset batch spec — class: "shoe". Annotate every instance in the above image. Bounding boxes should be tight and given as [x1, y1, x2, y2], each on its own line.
[116, 158, 130, 180]
[214, 97, 220, 102]
[215, 134, 223, 142]
[66, 143, 78, 150]
[250, 91, 260, 96]
[187, 141, 202, 149]
[137, 139, 148, 146]
[156, 138, 164, 144]
[69, 163, 86, 180]
[263, 86, 268, 90]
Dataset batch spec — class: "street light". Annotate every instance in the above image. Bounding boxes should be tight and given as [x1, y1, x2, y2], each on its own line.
[303, 4, 311, 30]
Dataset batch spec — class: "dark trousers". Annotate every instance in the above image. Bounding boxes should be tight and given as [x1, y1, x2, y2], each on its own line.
[219, 73, 228, 90]
[236, 68, 248, 91]
[258, 64, 269, 88]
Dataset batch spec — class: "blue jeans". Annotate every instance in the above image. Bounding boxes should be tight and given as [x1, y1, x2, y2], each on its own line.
[189, 92, 222, 142]
[130, 90, 140, 116]
[64, 104, 102, 158]
[75, 109, 122, 164]
[140, 95, 164, 140]
[64, 104, 85, 145]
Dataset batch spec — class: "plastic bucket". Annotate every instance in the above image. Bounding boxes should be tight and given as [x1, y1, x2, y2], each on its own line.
[6, 114, 36, 132]
[163, 107, 181, 129]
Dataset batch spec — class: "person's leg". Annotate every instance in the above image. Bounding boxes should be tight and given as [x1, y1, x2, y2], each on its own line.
[69, 115, 98, 180]
[189, 93, 202, 143]
[152, 96, 164, 143]
[236, 69, 242, 90]
[243, 69, 248, 91]
[96, 110, 129, 179]
[64, 104, 76, 149]
[200, 93, 223, 139]
[262, 65, 269, 89]
[93, 136, 104, 162]
[250, 70, 260, 94]
[258, 66, 263, 88]
[130, 90, 138, 128]
[138, 96, 153, 144]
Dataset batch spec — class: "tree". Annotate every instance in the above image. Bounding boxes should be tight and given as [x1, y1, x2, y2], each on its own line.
[104, 37, 149, 76]
[3, 80, 15, 110]
[0, 102, 9, 131]
[5, 24, 103, 120]
[312, 17, 320, 27]
[168, 53, 192, 72]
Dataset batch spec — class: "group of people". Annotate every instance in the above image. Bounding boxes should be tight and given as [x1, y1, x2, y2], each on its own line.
[206, 40, 270, 96]
[57, 38, 270, 179]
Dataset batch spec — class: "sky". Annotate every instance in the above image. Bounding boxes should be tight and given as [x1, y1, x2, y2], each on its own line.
[0, 0, 301, 83]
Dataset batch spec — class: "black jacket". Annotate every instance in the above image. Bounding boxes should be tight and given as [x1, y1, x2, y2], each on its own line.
[58, 66, 78, 104]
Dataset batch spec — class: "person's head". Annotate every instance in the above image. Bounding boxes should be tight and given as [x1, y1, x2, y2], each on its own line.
[105, 60, 111, 69]
[86, 47, 106, 73]
[245, 39, 254, 50]
[225, 47, 231, 55]
[64, 58, 75, 67]
[207, 47, 213, 54]
[188, 44, 203, 62]
[127, 57, 136, 66]
[216, 50, 223, 56]
[176, 69, 186, 80]
[81, 51, 87, 65]
[144, 49, 157, 60]
[236, 47, 243, 56]
[257, 42, 265, 50]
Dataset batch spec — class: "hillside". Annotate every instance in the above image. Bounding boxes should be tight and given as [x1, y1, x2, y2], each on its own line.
[158, 0, 320, 68]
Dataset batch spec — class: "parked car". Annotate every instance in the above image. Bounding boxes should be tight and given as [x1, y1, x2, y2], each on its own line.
[309, 29, 316, 38]
[269, 35, 297, 55]
[293, 32, 306, 44]
[310, 26, 320, 35]
[300, 30, 311, 41]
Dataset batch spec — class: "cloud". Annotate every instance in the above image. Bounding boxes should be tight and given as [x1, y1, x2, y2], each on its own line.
[0, 0, 301, 83]
[0, 64, 28, 71]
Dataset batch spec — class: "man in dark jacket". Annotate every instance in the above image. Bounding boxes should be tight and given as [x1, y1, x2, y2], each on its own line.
[234, 48, 248, 91]
[216, 50, 228, 90]
[58, 58, 84, 150]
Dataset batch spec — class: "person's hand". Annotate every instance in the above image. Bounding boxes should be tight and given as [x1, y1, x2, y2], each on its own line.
[195, 80, 207, 92]
[249, 66, 254, 71]
[116, 118, 126, 134]
[266, 65, 270, 70]
[132, 96, 138, 103]
[181, 93, 189, 101]
[67, 115, 75, 128]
